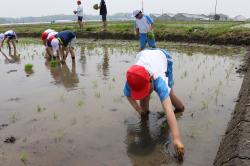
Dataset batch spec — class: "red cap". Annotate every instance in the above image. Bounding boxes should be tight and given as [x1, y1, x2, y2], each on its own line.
[126, 65, 150, 100]
[77, 0, 81, 4]
[41, 32, 48, 41]
[48, 35, 56, 42]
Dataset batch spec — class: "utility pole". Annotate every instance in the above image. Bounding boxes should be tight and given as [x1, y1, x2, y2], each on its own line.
[214, 0, 218, 15]
[142, 0, 144, 13]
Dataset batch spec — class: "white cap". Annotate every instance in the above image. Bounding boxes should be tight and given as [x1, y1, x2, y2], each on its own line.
[132, 10, 141, 17]
[45, 29, 55, 33]
[0, 33, 4, 41]
[51, 38, 59, 51]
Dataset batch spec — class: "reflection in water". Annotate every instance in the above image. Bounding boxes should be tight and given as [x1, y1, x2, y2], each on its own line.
[46, 60, 79, 89]
[102, 47, 109, 78]
[9, 54, 21, 64]
[126, 112, 171, 165]
[79, 46, 87, 74]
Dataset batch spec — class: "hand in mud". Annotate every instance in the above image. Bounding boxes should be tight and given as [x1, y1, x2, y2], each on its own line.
[173, 139, 184, 161]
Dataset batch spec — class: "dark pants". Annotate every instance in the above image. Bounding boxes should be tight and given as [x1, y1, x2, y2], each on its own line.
[78, 16, 83, 21]
[101, 14, 107, 21]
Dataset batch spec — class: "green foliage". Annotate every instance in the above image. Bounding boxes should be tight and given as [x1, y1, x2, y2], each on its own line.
[49, 60, 60, 67]
[24, 64, 33, 71]
[20, 152, 28, 163]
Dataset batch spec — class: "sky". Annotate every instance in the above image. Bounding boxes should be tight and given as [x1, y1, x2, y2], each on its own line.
[0, 0, 250, 18]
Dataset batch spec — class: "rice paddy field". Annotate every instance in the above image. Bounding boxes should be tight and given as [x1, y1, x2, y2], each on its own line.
[0, 39, 246, 166]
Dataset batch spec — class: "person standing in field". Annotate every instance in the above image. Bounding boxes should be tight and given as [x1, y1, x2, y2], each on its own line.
[51, 30, 76, 63]
[99, 0, 107, 31]
[74, 0, 84, 31]
[133, 10, 156, 50]
[0, 30, 18, 56]
[123, 48, 185, 159]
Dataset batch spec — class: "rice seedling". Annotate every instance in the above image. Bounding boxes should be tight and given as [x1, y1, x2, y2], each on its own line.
[92, 80, 98, 89]
[10, 113, 16, 123]
[108, 84, 114, 90]
[49, 60, 60, 68]
[53, 112, 58, 120]
[77, 100, 84, 107]
[37, 105, 42, 113]
[24, 64, 33, 72]
[20, 152, 28, 163]
[59, 94, 65, 102]
[201, 100, 208, 110]
[94, 91, 101, 98]
[36, 105, 46, 113]
[71, 118, 77, 126]
[54, 129, 65, 142]
[113, 96, 123, 104]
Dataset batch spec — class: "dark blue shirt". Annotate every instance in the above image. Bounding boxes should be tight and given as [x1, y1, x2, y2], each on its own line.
[56, 31, 76, 47]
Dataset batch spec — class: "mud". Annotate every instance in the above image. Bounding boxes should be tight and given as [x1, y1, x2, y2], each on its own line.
[0, 40, 245, 166]
[16, 31, 250, 46]
[214, 48, 250, 166]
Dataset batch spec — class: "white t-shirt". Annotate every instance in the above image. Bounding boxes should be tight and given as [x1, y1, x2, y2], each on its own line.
[135, 15, 154, 34]
[124, 49, 173, 102]
[77, 5, 83, 17]
[47, 31, 58, 41]
[135, 49, 168, 79]
[45, 29, 54, 33]
[4, 30, 15, 36]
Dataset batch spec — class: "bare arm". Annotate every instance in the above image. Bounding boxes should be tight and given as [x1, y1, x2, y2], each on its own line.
[127, 97, 143, 114]
[135, 28, 139, 36]
[162, 97, 184, 159]
[150, 24, 154, 31]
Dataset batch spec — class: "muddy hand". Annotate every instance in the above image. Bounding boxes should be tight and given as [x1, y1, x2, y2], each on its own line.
[174, 140, 184, 161]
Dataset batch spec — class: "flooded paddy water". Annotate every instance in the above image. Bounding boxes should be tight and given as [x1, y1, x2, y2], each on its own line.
[0, 39, 245, 166]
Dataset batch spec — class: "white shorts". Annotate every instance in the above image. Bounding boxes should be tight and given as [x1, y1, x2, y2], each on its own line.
[68, 37, 76, 49]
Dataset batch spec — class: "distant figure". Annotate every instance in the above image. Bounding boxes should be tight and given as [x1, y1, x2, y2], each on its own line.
[0, 30, 18, 56]
[133, 10, 156, 50]
[41, 29, 56, 58]
[123, 48, 184, 160]
[74, 0, 84, 30]
[51, 30, 76, 63]
[99, 0, 107, 31]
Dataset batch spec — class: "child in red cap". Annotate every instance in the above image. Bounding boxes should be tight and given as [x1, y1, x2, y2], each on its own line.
[124, 48, 185, 159]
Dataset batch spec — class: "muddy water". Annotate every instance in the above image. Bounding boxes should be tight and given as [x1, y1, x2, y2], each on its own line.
[0, 39, 244, 166]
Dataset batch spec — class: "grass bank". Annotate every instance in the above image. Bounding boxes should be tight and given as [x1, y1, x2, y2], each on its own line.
[1, 20, 250, 45]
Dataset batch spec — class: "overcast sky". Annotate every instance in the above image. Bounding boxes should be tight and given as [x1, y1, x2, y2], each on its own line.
[1, 0, 249, 18]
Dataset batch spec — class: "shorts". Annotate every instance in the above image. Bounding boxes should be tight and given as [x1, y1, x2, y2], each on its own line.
[68, 37, 76, 49]
[166, 60, 174, 88]
[102, 14, 107, 21]
[139, 33, 156, 50]
[46, 40, 52, 47]
[6, 34, 16, 40]
[78, 16, 83, 21]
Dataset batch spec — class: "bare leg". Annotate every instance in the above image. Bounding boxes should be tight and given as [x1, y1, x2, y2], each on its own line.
[78, 21, 83, 30]
[140, 94, 151, 115]
[45, 47, 53, 59]
[11, 40, 17, 56]
[6, 39, 11, 56]
[103, 21, 107, 31]
[169, 88, 185, 112]
[69, 48, 75, 61]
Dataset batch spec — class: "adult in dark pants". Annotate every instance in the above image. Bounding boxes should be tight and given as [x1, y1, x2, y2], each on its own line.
[99, 0, 107, 31]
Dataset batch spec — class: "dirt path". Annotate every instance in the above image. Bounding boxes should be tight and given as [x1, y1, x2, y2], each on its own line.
[214, 48, 250, 166]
